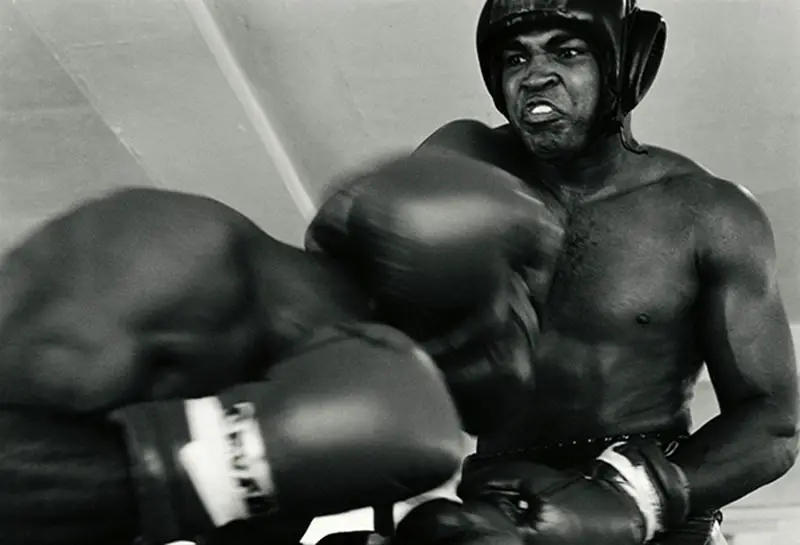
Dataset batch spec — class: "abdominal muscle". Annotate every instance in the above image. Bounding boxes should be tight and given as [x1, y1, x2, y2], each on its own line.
[477, 325, 703, 455]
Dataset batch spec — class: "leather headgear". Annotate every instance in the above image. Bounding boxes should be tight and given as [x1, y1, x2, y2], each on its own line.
[476, 0, 667, 136]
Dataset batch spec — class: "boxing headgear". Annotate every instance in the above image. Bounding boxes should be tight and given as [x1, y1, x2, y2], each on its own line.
[476, 0, 666, 136]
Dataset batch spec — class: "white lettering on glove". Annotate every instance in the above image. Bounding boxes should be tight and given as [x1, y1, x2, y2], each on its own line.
[179, 397, 274, 527]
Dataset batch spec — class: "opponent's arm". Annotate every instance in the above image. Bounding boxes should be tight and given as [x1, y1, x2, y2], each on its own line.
[672, 180, 800, 511]
[112, 324, 463, 544]
[0, 324, 463, 545]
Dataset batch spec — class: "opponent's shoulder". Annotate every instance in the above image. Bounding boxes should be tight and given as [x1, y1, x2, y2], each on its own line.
[419, 121, 539, 188]
[419, 119, 508, 145]
[417, 120, 528, 171]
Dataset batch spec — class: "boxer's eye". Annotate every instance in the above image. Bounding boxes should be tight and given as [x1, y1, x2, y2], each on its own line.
[557, 47, 585, 60]
[502, 52, 528, 69]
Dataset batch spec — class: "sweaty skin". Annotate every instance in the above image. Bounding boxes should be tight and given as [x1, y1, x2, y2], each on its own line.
[419, 22, 800, 514]
[419, 118, 800, 513]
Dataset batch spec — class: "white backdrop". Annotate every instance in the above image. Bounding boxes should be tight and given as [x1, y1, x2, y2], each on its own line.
[1, 0, 799, 543]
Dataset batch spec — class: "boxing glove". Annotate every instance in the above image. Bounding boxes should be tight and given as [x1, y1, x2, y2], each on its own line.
[457, 441, 691, 544]
[306, 151, 566, 434]
[393, 498, 524, 545]
[0, 323, 462, 545]
[0, 187, 371, 413]
[416, 120, 533, 185]
[111, 323, 463, 545]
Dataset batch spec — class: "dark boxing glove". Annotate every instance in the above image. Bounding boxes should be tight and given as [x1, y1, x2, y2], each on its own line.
[112, 323, 464, 545]
[0, 324, 463, 545]
[458, 441, 691, 545]
[306, 150, 566, 435]
[394, 498, 524, 545]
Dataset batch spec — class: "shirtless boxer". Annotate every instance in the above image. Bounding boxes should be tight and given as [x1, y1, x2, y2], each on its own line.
[307, 1, 800, 543]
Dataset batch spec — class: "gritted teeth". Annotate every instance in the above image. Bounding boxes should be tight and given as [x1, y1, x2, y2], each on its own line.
[527, 103, 554, 115]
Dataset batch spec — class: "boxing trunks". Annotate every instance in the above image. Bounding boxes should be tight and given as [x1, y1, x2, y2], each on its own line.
[465, 432, 727, 545]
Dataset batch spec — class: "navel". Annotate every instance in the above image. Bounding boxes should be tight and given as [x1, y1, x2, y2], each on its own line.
[636, 313, 651, 325]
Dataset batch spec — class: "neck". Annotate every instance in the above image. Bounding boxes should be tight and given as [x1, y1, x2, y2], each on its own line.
[534, 119, 640, 200]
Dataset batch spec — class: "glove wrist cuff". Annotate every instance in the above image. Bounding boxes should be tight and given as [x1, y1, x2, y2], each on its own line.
[595, 441, 691, 542]
[112, 396, 277, 544]
[179, 396, 276, 526]
[112, 403, 193, 543]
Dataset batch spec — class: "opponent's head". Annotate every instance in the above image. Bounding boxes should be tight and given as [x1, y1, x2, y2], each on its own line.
[476, 0, 666, 158]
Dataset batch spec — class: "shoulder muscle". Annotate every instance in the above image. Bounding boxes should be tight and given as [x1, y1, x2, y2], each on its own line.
[694, 178, 777, 285]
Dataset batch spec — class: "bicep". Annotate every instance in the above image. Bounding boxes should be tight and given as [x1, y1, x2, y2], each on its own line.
[702, 277, 795, 411]
[698, 185, 798, 414]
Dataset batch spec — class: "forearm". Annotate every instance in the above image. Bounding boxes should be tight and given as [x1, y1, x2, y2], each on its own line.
[671, 398, 799, 512]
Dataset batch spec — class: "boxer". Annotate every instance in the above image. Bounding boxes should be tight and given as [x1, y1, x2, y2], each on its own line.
[307, 1, 800, 543]
[0, 188, 465, 545]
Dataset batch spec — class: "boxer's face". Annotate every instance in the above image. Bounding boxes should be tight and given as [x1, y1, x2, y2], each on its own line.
[499, 28, 602, 159]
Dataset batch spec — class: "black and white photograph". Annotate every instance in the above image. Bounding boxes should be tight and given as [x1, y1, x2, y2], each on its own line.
[0, 1, 798, 544]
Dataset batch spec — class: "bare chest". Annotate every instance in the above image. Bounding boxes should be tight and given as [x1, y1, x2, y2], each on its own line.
[540, 191, 699, 335]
